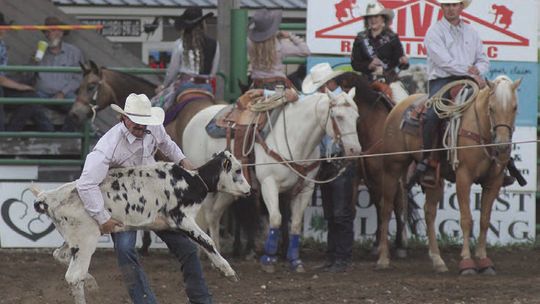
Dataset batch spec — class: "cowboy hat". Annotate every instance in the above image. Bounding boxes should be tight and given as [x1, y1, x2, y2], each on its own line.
[302, 63, 346, 95]
[174, 7, 214, 31]
[42, 16, 69, 35]
[248, 9, 282, 43]
[363, 2, 395, 22]
[111, 93, 165, 125]
[438, 0, 471, 9]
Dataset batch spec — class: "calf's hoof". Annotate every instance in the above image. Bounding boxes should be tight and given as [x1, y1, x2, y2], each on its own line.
[458, 258, 477, 275]
[226, 273, 239, 282]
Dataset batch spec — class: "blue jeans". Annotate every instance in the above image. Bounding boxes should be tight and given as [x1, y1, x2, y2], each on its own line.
[35, 91, 77, 131]
[2, 88, 54, 131]
[112, 231, 212, 304]
[422, 77, 464, 156]
[319, 163, 356, 262]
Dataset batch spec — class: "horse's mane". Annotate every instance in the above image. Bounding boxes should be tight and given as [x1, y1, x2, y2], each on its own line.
[102, 68, 157, 88]
[339, 72, 386, 109]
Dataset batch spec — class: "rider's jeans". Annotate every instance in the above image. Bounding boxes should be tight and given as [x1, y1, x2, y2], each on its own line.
[112, 231, 213, 304]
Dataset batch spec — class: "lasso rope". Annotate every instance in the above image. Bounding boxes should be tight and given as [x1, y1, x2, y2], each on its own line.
[427, 79, 479, 170]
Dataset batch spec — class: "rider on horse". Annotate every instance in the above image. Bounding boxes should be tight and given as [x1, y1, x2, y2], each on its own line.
[155, 7, 218, 109]
[417, 0, 517, 186]
[351, 1, 409, 102]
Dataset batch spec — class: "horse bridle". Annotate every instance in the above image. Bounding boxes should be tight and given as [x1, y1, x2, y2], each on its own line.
[324, 93, 357, 148]
[474, 89, 515, 164]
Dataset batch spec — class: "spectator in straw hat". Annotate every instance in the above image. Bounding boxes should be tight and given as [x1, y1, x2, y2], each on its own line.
[248, 9, 310, 89]
[351, 1, 409, 102]
[76, 93, 212, 304]
[0, 12, 54, 131]
[33, 16, 84, 130]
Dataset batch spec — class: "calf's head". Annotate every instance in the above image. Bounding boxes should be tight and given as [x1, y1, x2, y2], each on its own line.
[199, 151, 251, 197]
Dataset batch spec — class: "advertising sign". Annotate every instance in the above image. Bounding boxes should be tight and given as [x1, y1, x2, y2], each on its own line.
[307, 0, 538, 61]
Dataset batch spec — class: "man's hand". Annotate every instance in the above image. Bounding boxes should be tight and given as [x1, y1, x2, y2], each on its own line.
[100, 218, 123, 234]
[180, 158, 195, 170]
[17, 84, 35, 91]
[471, 74, 487, 89]
[368, 57, 383, 70]
[155, 84, 165, 94]
[247, 89, 264, 99]
[468, 65, 480, 75]
[284, 89, 299, 102]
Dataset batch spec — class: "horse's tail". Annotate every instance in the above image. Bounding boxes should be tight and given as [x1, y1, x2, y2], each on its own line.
[406, 189, 422, 236]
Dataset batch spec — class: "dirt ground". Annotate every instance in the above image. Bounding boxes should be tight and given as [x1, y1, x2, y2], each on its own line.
[2, 244, 540, 304]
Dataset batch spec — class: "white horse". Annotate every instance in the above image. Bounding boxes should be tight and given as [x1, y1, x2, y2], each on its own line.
[183, 89, 361, 272]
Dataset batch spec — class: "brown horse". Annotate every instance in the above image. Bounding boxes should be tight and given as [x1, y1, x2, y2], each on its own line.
[376, 75, 521, 274]
[70, 60, 216, 147]
[340, 72, 414, 256]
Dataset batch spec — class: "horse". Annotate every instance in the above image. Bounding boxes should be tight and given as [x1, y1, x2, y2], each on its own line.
[376, 75, 521, 274]
[339, 71, 415, 256]
[70, 61, 216, 147]
[182, 89, 362, 272]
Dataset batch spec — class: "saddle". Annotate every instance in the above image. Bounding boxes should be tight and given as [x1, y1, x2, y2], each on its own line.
[163, 89, 215, 126]
[205, 92, 275, 184]
[400, 86, 476, 187]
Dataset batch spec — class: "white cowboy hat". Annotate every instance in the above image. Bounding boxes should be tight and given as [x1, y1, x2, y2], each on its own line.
[302, 63, 346, 95]
[111, 93, 164, 125]
[438, 0, 471, 9]
[363, 2, 395, 22]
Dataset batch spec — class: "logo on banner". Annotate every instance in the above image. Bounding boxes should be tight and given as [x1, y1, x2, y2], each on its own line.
[314, 0, 529, 56]
[1, 188, 55, 241]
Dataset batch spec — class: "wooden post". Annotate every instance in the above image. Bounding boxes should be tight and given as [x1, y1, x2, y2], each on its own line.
[217, 0, 241, 101]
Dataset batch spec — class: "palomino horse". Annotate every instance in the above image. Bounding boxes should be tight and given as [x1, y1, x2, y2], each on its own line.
[182, 89, 362, 272]
[377, 75, 521, 274]
[70, 61, 216, 147]
[339, 72, 414, 256]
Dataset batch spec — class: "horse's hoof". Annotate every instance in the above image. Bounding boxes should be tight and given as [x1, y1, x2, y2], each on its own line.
[458, 258, 476, 275]
[477, 257, 496, 275]
[375, 260, 390, 270]
[479, 266, 496, 275]
[84, 275, 99, 291]
[290, 259, 306, 273]
[435, 264, 449, 273]
[396, 248, 408, 259]
[244, 250, 257, 261]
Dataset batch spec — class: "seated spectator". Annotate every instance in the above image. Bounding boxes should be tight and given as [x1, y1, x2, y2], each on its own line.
[0, 12, 53, 131]
[34, 16, 84, 131]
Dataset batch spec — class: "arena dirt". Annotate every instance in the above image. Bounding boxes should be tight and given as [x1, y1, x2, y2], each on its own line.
[1, 245, 539, 304]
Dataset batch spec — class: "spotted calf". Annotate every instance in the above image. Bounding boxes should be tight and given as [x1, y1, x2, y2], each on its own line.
[31, 151, 250, 304]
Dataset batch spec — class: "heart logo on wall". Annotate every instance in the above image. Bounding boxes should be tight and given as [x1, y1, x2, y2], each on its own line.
[1, 188, 55, 242]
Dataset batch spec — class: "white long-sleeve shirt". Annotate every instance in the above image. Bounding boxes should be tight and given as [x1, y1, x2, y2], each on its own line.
[76, 122, 185, 224]
[424, 17, 489, 80]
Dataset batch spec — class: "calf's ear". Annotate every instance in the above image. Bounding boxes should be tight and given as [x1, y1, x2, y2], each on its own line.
[222, 158, 232, 172]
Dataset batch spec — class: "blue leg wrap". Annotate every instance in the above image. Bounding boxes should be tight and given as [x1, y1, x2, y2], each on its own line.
[263, 228, 280, 256]
[287, 234, 303, 269]
[260, 228, 280, 266]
